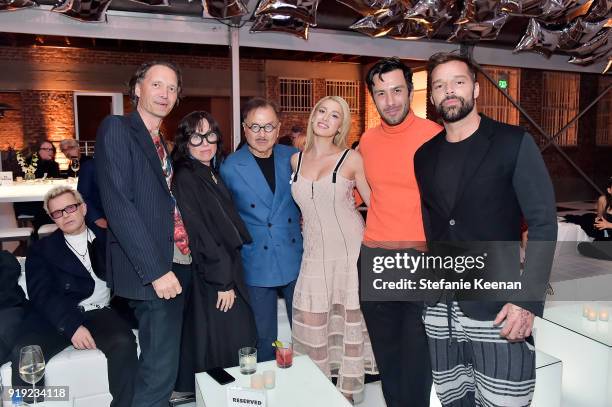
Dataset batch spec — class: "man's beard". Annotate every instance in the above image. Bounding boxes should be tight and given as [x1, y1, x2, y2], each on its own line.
[377, 103, 409, 126]
[436, 95, 475, 123]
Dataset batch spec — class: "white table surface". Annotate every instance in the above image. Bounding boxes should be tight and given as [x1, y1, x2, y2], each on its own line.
[542, 302, 612, 347]
[0, 179, 77, 203]
[195, 355, 351, 407]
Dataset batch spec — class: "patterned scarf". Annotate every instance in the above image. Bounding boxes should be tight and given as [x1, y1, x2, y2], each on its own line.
[152, 132, 190, 255]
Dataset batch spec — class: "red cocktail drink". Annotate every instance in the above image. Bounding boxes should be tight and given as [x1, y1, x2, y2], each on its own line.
[275, 344, 293, 368]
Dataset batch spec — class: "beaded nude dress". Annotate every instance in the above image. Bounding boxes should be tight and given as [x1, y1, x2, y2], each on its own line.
[291, 149, 377, 396]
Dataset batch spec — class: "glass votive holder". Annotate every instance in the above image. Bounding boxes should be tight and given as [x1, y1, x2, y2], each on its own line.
[251, 373, 264, 389]
[583, 304, 592, 318]
[275, 342, 293, 369]
[587, 309, 598, 321]
[239, 347, 257, 375]
[263, 370, 275, 389]
[599, 309, 609, 321]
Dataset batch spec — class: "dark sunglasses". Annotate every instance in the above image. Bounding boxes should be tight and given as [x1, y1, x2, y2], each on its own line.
[189, 130, 219, 146]
[49, 203, 81, 219]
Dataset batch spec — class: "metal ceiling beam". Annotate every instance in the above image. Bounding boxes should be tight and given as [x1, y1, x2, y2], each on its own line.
[0, 7, 609, 74]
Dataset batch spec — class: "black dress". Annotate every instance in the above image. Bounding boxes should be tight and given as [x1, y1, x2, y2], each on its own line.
[173, 158, 257, 392]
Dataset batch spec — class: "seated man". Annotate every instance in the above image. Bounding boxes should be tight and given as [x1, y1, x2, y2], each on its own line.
[9, 186, 137, 407]
[59, 139, 91, 178]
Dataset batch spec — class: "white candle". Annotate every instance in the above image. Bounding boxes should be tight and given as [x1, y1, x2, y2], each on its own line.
[588, 309, 598, 321]
[251, 373, 264, 389]
[599, 309, 609, 321]
[263, 370, 275, 389]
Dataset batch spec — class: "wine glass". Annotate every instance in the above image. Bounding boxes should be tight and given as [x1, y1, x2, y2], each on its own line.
[70, 158, 80, 177]
[18, 345, 45, 405]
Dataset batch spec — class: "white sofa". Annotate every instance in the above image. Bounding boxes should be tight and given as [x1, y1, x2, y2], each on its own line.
[1, 257, 293, 407]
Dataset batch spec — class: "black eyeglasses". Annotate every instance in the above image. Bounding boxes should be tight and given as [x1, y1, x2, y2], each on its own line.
[243, 122, 279, 133]
[189, 130, 219, 146]
[39, 147, 54, 151]
[49, 203, 81, 219]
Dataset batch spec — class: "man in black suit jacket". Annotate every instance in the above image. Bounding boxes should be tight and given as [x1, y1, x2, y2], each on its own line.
[9, 186, 137, 406]
[414, 53, 557, 406]
[95, 61, 191, 407]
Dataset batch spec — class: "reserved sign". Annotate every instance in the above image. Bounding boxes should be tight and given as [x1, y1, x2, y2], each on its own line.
[0, 171, 13, 185]
[226, 387, 267, 407]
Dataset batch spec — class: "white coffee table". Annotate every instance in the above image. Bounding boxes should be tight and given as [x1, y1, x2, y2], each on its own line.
[534, 301, 612, 407]
[195, 355, 351, 407]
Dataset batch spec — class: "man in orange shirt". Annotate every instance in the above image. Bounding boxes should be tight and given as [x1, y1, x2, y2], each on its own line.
[359, 57, 442, 407]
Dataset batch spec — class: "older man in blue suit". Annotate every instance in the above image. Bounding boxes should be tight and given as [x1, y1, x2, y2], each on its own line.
[221, 98, 303, 361]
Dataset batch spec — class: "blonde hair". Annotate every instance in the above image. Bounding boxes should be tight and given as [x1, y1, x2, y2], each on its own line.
[304, 96, 351, 152]
[43, 186, 84, 214]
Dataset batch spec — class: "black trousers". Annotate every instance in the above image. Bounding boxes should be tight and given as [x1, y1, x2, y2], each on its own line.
[359, 247, 432, 407]
[10, 307, 137, 407]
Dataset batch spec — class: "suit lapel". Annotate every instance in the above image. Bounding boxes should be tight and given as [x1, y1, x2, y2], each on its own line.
[270, 146, 289, 216]
[450, 116, 494, 214]
[421, 133, 448, 216]
[46, 230, 90, 278]
[235, 146, 274, 208]
[128, 112, 170, 193]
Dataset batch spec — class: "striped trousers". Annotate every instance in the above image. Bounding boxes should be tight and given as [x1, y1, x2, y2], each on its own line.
[423, 302, 536, 407]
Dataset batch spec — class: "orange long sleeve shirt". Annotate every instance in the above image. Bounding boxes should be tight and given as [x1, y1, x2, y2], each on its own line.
[360, 111, 442, 245]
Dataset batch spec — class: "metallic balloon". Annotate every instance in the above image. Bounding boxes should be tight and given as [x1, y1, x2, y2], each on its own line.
[255, 0, 320, 26]
[250, 13, 310, 39]
[349, 1, 407, 37]
[389, 19, 429, 40]
[513, 18, 561, 57]
[539, 0, 591, 22]
[558, 18, 609, 50]
[457, 0, 498, 23]
[0, 0, 37, 10]
[404, 0, 458, 38]
[335, 0, 395, 16]
[51, 0, 112, 22]
[129, 0, 168, 5]
[566, 27, 610, 57]
[584, 0, 612, 22]
[602, 55, 611, 73]
[202, 0, 248, 18]
[450, 12, 509, 42]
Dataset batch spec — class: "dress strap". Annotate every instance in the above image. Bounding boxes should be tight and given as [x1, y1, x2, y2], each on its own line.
[292, 151, 303, 183]
[332, 149, 350, 184]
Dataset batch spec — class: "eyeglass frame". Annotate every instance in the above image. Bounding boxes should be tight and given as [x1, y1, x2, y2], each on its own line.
[242, 122, 280, 134]
[188, 130, 219, 146]
[49, 203, 82, 219]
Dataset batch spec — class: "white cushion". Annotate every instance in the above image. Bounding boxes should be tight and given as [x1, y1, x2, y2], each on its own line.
[0, 227, 33, 240]
[38, 224, 58, 237]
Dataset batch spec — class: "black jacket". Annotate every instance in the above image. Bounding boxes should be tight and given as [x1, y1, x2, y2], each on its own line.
[172, 158, 256, 391]
[414, 115, 557, 319]
[25, 225, 106, 339]
[96, 112, 175, 300]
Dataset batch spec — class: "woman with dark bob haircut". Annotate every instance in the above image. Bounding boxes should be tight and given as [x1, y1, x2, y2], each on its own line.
[172, 111, 257, 392]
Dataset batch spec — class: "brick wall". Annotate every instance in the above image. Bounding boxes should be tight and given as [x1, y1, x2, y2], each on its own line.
[0, 46, 264, 72]
[0, 92, 24, 149]
[518, 69, 612, 200]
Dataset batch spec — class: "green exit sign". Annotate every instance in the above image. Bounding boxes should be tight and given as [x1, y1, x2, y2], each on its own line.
[498, 73, 509, 90]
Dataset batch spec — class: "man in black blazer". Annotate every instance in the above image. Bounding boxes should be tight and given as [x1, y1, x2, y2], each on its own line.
[95, 61, 191, 407]
[414, 53, 557, 406]
[9, 186, 137, 406]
